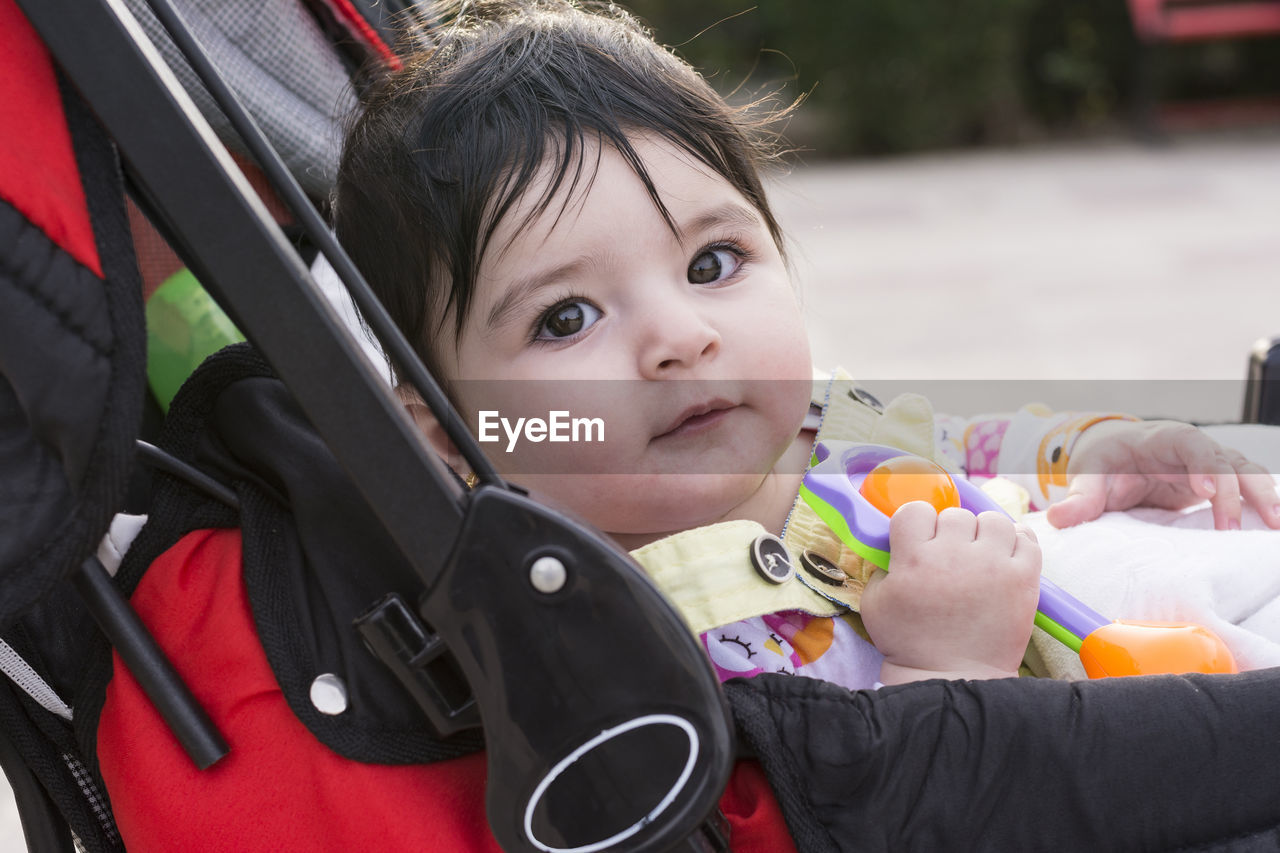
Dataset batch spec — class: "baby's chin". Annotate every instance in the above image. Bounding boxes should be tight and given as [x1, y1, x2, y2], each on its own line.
[518, 471, 770, 545]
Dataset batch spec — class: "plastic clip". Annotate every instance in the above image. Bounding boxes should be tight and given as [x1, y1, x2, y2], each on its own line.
[354, 593, 480, 737]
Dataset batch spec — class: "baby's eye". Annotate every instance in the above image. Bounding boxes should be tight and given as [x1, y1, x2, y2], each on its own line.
[536, 299, 601, 340]
[687, 247, 742, 285]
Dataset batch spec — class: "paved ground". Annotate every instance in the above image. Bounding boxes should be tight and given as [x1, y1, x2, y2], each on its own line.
[770, 131, 1280, 422]
[3, 131, 1278, 847]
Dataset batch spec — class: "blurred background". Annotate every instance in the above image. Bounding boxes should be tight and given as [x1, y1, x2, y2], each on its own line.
[3, 0, 1280, 847]
[627, 0, 1280, 422]
[630, 0, 1280, 156]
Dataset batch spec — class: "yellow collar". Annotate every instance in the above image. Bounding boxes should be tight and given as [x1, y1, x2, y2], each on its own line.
[631, 369, 940, 633]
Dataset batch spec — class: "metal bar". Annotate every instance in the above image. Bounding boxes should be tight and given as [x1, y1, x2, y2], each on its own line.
[70, 557, 228, 769]
[1243, 336, 1275, 424]
[137, 0, 501, 486]
[18, 0, 466, 587]
[136, 441, 239, 509]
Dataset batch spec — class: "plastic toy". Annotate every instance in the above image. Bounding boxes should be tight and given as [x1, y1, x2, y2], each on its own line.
[800, 441, 1238, 678]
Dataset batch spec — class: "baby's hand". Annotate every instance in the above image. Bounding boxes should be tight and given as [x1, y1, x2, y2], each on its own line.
[860, 502, 1041, 686]
[1046, 420, 1280, 531]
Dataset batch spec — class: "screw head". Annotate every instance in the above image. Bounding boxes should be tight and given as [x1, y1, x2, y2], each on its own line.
[529, 555, 568, 594]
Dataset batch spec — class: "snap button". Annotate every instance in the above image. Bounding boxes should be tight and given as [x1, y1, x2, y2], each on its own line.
[310, 673, 348, 715]
[750, 534, 794, 584]
[800, 550, 848, 586]
[849, 386, 885, 413]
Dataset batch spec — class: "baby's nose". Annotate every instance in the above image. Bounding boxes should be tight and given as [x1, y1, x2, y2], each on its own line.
[639, 309, 721, 378]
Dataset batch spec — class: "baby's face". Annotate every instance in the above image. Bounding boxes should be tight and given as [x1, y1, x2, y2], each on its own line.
[438, 134, 812, 538]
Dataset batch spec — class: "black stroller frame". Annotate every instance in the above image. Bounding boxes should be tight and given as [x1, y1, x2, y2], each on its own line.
[5, 0, 733, 850]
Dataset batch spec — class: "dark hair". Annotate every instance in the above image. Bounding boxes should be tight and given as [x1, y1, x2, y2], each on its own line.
[334, 0, 790, 383]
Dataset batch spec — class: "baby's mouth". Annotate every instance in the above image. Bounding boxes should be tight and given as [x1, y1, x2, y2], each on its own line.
[653, 400, 738, 441]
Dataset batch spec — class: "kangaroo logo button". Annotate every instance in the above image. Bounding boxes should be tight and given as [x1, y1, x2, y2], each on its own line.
[750, 534, 794, 584]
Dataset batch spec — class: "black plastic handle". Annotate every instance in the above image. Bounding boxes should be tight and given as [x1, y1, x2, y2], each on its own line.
[420, 486, 735, 853]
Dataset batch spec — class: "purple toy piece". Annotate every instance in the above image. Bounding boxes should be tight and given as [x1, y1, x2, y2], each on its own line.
[804, 441, 1111, 643]
[805, 441, 1010, 552]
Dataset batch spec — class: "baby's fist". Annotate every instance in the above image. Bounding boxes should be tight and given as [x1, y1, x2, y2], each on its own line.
[862, 502, 1041, 685]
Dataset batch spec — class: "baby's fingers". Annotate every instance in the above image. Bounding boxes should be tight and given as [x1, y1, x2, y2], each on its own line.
[1045, 471, 1108, 529]
[1170, 432, 1242, 530]
[1203, 465, 1243, 531]
[1013, 523, 1039, 561]
[975, 511, 1017, 556]
[1010, 526, 1043, 596]
[889, 500, 940, 551]
[1232, 457, 1280, 529]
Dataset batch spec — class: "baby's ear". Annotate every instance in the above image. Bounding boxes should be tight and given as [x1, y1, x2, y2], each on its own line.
[396, 384, 461, 469]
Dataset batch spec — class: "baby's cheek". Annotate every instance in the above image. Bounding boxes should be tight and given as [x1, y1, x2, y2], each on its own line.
[508, 471, 655, 532]
[738, 333, 810, 382]
[565, 473, 763, 534]
[486, 432, 609, 477]
[760, 290, 812, 367]
[752, 373, 813, 447]
[479, 411, 659, 481]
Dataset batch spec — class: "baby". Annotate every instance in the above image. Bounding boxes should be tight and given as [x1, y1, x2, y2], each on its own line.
[333, 0, 1280, 689]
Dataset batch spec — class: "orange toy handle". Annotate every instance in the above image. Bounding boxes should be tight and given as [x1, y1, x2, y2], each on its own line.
[1078, 621, 1239, 679]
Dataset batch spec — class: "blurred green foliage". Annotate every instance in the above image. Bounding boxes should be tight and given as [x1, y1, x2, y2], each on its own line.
[627, 0, 1280, 157]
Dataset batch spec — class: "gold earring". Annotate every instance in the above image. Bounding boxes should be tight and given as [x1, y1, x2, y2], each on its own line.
[464, 471, 479, 489]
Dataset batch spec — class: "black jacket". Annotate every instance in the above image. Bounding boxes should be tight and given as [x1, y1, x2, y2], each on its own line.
[83, 345, 1280, 853]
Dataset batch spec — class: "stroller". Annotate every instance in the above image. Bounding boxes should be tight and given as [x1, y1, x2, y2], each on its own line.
[4, 0, 1280, 850]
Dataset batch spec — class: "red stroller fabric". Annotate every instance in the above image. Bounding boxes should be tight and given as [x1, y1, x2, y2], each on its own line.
[0, 0, 100, 277]
[98, 527, 796, 852]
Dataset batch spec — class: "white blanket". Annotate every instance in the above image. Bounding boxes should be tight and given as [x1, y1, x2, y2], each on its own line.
[1022, 424, 1280, 677]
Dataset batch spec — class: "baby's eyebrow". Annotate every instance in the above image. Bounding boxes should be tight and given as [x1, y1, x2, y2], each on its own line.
[485, 257, 588, 333]
[677, 203, 763, 242]
[481, 203, 761, 334]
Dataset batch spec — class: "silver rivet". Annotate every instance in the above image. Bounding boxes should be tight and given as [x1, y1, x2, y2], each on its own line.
[310, 673, 348, 715]
[529, 555, 567, 593]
